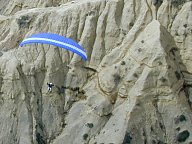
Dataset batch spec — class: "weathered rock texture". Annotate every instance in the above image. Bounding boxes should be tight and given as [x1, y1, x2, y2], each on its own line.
[0, 0, 191, 144]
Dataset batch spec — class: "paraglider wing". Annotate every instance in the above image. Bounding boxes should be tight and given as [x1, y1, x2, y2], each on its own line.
[19, 33, 87, 60]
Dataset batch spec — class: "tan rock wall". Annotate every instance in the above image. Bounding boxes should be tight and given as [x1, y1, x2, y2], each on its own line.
[0, 0, 191, 144]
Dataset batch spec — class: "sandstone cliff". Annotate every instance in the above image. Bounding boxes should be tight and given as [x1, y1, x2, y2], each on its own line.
[0, 0, 191, 144]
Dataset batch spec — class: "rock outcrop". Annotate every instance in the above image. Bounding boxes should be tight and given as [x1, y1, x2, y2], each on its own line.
[0, 0, 191, 144]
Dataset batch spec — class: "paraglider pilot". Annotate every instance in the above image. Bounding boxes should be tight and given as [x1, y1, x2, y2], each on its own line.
[47, 82, 54, 92]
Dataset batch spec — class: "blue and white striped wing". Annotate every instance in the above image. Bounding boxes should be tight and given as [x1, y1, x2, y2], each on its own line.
[20, 33, 87, 60]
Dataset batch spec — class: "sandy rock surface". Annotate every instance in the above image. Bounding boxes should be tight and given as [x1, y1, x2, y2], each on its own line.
[0, 0, 191, 144]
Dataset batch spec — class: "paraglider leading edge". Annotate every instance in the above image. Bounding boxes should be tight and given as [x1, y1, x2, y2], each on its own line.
[19, 33, 88, 60]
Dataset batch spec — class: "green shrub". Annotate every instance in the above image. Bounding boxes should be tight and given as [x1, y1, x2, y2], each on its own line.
[17, 15, 31, 29]
[83, 134, 88, 140]
[171, 0, 187, 7]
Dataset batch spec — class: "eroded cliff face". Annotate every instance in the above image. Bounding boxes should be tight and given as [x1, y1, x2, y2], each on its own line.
[0, 0, 191, 144]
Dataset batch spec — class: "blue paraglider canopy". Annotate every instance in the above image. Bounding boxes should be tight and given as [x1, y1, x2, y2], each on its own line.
[19, 33, 87, 60]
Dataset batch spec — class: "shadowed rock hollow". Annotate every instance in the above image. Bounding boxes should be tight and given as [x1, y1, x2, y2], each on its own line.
[0, 0, 191, 144]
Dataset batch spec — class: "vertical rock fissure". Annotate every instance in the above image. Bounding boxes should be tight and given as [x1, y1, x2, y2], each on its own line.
[155, 100, 168, 143]
[17, 64, 48, 144]
[33, 73, 47, 144]
[132, 0, 137, 21]
[145, 0, 153, 20]
[16, 65, 34, 144]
